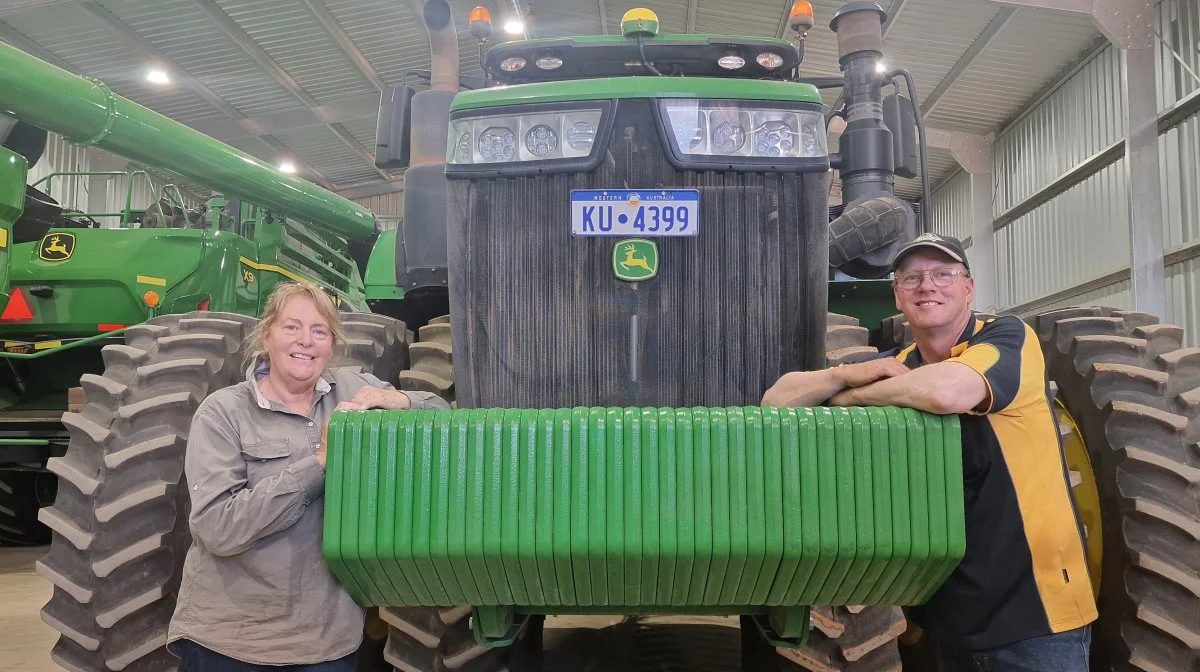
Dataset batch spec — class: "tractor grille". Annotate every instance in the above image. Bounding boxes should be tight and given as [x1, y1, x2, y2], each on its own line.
[447, 99, 830, 409]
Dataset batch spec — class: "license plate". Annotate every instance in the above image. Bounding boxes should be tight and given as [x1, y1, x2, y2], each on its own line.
[570, 189, 699, 237]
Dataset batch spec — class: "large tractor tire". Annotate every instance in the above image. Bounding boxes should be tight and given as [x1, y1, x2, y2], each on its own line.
[1030, 307, 1200, 672]
[0, 469, 56, 546]
[397, 316, 453, 403]
[744, 314, 905, 672]
[36, 311, 408, 672]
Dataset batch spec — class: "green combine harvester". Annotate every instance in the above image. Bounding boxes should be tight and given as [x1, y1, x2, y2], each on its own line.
[1, 0, 1196, 671]
[0, 47, 448, 548]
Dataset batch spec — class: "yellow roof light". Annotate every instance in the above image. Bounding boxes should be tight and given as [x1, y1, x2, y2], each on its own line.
[621, 8, 660, 38]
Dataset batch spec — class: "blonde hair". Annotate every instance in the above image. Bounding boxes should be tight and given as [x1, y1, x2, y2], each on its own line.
[243, 283, 348, 369]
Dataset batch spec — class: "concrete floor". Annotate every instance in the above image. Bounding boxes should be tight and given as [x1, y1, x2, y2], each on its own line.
[0, 545, 743, 672]
[0, 546, 57, 672]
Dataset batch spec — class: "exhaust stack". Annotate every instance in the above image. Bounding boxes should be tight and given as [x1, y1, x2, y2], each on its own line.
[827, 2, 917, 279]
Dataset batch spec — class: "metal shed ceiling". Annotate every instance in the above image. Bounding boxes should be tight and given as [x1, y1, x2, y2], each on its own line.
[0, 0, 1105, 202]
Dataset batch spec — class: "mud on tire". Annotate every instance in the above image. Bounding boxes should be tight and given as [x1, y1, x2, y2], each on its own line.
[1030, 307, 1200, 672]
[36, 311, 408, 672]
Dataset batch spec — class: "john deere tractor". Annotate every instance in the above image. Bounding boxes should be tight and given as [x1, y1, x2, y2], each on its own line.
[0, 41, 438, 551]
[349, 2, 1200, 670]
[11, 1, 1199, 671]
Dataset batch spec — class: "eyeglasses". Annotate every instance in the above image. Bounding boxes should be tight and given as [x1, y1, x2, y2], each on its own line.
[894, 267, 970, 290]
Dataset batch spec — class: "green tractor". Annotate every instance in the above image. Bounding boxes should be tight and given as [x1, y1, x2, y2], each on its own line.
[7, 1, 1196, 671]
[348, 2, 1200, 670]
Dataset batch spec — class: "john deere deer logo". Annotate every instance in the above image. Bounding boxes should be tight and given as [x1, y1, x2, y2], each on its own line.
[39, 233, 75, 262]
[612, 238, 658, 281]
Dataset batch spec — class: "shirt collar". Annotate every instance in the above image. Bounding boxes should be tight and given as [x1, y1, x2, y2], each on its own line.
[956, 312, 981, 346]
[246, 357, 333, 411]
[899, 312, 979, 368]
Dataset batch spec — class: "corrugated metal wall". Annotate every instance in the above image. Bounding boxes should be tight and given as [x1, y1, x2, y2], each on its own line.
[1033, 279, 1132, 313]
[929, 170, 972, 243]
[349, 189, 403, 231]
[1157, 0, 1200, 108]
[351, 190, 403, 218]
[993, 46, 1126, 216]
[996, 158, 1130, 308]
[25, 133, 208, 226]
[1160, 111, 1200, 249]
[927, 0, 1200, 345]
[103, 173, 159, 224]
[26, 133, 95, 215]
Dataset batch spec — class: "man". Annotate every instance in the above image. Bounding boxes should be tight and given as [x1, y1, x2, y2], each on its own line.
[762, 233, 1097, 671]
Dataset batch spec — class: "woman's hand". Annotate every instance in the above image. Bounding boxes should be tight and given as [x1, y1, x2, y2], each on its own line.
[344, 387, 412, 411]
[317, 390, 412, 468]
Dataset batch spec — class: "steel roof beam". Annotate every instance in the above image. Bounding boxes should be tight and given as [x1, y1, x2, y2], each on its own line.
[881, 0, 911, 40]
[189, 92, 380, 142]
[921, 6, 1018, 116]
[256, 136, 337, 191]
[81, 2, 246, 121]
[329, 122, 391, 180]
[193, 0, 386, 181]
[192, 94, 375, 141]
[337, 176, 405, 200]
[75, 3, 337, 192]
[194, 0, 319, 107]
[775, 0, 794, 38]
[301, 0, 385, 90]
[990, 0, 1154, 48]
[0, 20, 75, 72]
[989, 0, 1091, 13]
[597, 0, 609, 35]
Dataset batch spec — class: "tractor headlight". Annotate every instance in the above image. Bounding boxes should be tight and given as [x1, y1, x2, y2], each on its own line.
[659, 99, 827, 164]
[447, 108, 605, 165]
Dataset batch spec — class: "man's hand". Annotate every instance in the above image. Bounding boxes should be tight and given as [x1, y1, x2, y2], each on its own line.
[827, 388, 860, 407]
[833, 358, 911, 388]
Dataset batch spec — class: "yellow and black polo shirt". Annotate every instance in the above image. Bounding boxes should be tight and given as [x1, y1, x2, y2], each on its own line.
[880, 313, 1097, 649]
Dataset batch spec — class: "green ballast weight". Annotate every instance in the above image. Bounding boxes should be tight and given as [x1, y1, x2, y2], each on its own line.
[323, 406, 964, 612]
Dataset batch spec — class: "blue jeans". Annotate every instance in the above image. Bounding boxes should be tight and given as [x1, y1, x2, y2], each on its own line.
[171, 639, 357, 672]
[935, 626, 1091, 672]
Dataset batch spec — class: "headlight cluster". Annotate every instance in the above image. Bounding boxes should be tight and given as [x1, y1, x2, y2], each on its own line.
[660, 100, 827, 159]
[447, 109, 604, 164]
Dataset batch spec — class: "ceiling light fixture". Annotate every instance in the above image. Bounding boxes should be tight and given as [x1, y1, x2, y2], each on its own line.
[504, 19, 524, 34]
[278, 161, 297, 174]
[146, 69, 170, 85]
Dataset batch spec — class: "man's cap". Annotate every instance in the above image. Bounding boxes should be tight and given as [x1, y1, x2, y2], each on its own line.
[890, 233, 970, 272]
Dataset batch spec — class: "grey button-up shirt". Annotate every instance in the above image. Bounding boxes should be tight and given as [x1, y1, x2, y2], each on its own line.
[167, 361, 448, 665]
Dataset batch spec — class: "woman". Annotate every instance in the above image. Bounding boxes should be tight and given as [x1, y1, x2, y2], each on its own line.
[167, 283, 448, 671]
